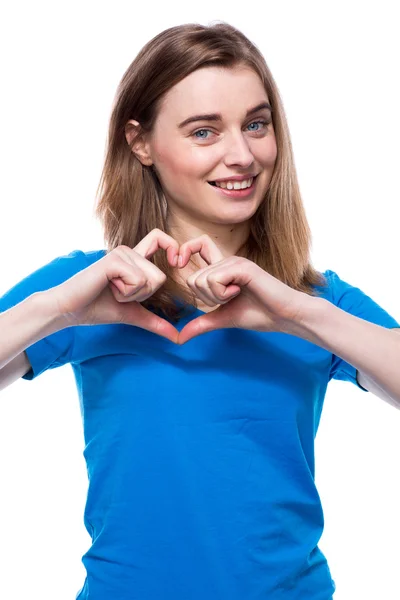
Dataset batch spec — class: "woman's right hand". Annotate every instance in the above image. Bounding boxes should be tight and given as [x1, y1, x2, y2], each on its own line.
[47, 229, 180, 343]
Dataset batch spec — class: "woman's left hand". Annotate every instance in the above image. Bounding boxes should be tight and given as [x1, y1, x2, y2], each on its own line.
[177, 236, 310, 345]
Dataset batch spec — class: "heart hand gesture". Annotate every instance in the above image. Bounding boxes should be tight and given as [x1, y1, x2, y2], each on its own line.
[47, 228, 307, 346]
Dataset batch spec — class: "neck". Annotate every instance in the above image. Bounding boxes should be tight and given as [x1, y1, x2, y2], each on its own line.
[166, 212, 250, 263]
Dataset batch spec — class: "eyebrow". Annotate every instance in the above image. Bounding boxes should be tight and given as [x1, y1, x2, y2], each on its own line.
[177, 102, 272, 129]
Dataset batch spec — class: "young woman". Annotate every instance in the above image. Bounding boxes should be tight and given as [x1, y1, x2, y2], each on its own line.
[1, 22, 399, 600]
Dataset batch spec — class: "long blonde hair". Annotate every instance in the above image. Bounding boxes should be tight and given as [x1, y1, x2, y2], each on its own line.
[94, 22, 327, 321]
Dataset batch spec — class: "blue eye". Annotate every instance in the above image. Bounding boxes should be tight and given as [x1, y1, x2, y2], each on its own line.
[193, 129, 210, 139]
[192, 120, 269, 140]
[247, 120, 267, 132]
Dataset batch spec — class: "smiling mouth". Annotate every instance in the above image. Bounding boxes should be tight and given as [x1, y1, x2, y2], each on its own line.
[208, 174, 259, 190]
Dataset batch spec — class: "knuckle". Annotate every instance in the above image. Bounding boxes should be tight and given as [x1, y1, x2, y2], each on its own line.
[134, 274, 147, 288]
[107, 253, 124, 269]
[113, 245, 132, 254]
[149, 262, 166, 278]
[152, 274, 166, 290]
[151, 228, 178, 248]
[110, 246, 134, 265]
[193, 274, 205, 288]
[107, 249, 120, 262]
[200, 234, 212, 244]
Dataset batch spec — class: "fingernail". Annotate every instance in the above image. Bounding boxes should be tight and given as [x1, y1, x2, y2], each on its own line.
[173, 255, 178, 266]
[178, 255, 183, 267]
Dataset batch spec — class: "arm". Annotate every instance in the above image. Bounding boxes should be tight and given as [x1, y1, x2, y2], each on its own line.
[175, 254, 400, 408]
[0, 231, 185, 391]
[0, 292, 67, 372]
[289, 296, 400, 409]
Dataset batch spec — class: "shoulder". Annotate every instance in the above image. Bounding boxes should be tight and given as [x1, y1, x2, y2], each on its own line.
[316, 269, 400, 330]
[58, 248, 106, 266]
[75, 248, 107, 267]
[48, 248, 107, 277]
[314, 269, 363, 303]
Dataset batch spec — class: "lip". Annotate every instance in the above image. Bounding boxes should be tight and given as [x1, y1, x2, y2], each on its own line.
[209, 173, 258, 183]
[208, 175, 258, 198]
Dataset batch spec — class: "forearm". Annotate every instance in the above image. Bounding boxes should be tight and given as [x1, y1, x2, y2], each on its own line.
[0, 292, 67, 370]
[286, 295, 400, 404]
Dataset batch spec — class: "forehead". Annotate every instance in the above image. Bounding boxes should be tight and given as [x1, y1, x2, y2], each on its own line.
[157, 66, 268, 120]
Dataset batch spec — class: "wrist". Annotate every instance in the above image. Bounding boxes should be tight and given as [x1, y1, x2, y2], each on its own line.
[39, 290, 75, 331]
[280, 293, 330, 343]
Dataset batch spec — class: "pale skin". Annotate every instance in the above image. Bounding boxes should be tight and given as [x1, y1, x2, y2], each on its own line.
[1, 65, 399, 409]
[125, 64, 278, 292]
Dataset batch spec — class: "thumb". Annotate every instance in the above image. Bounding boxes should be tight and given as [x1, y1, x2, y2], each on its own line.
[178, 303, 236, 345]
[121, 302, 179, 344]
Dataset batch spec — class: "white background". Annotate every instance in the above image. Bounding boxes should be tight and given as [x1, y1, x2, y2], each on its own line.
[0, 1, 399, 598]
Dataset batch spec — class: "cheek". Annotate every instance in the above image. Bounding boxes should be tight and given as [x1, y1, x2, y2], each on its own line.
[154, 144, 182, 177]
[155, 143, 215, 181]
[268, 134, 278, 164]
[256, 137, 278, 168]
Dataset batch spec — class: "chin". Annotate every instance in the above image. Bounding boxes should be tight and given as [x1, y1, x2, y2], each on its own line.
[209, 204, 260, 225]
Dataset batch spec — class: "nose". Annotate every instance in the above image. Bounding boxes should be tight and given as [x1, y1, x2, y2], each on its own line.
[223, 131, 254, 169]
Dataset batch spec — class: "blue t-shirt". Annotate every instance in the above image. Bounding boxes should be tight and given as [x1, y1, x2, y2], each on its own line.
[1, 249, 399, 600]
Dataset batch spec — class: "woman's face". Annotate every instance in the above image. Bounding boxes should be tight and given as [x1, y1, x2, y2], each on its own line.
[141, 65, 277, 227]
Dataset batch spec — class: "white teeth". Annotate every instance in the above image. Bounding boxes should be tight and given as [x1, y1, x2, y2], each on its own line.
[215, 178, 253, 190]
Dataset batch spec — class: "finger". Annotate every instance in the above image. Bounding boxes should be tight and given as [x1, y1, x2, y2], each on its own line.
[185, 268, 218, 307]
[178, 304, 236, 345]
[207, 277, 241, 304]
[108, 253, 151, 300]
[111, 272, 166, 304]
[133, 228, 179, 266]
[178, 235, 224, 268]
[189, 278, 240, 308]
[108, 247, 166, 300]
[110, 278, 151, 303]
[192, 283, 218, 307]
[187, 274, 224, 307]
[108, 249, 149, 298]
[121, 302, 179, 343]
[187, 262, 242, 306]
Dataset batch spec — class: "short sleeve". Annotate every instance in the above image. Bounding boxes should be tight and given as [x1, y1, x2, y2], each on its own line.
[323, 270, 400, 391]
[0, 249, 105, 381]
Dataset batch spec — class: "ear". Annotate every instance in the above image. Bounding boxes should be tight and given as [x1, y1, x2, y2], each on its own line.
[125, 119, 153, 166]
